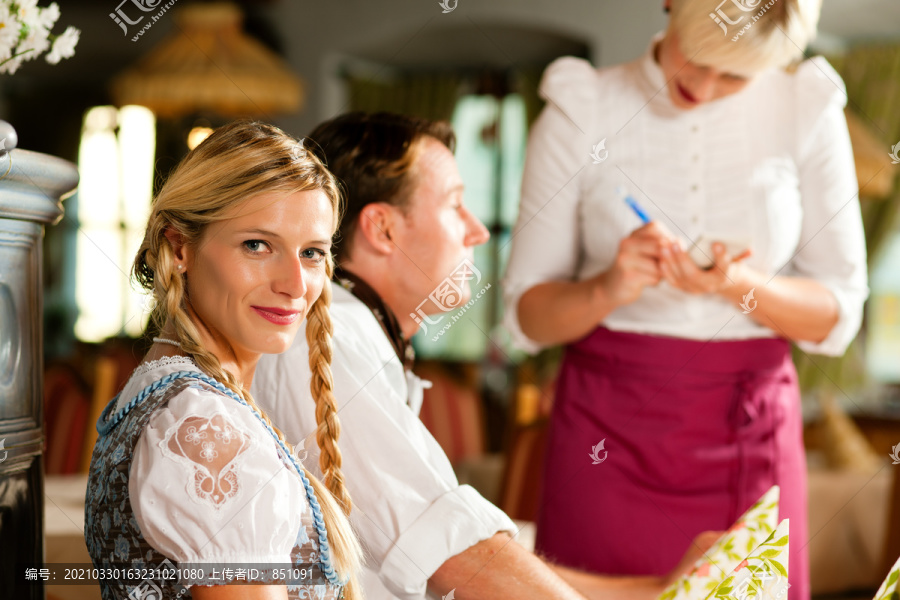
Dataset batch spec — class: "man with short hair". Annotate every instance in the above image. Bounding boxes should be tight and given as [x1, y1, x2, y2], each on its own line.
[253, 112, 712, 600]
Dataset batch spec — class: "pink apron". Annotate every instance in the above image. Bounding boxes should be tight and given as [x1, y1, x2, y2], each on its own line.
[534, 327, 809, 600]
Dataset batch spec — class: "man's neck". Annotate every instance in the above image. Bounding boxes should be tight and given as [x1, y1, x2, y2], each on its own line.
[336, 260, 418, 339]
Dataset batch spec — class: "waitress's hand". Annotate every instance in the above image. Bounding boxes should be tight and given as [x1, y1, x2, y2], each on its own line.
[595, 222, 676, 307]
[660, 241, 752, 294]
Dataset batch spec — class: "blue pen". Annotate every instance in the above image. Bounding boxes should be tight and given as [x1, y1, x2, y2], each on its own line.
[617, 185, 652, 224]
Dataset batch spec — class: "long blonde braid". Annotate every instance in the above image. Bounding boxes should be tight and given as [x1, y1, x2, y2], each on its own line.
[305, 265, 352, 514]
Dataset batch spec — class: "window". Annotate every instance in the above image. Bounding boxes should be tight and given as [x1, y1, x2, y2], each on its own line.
[412, 93, 527, 361]
[866, 235, 900, 383]
[73, 105, 155, 342]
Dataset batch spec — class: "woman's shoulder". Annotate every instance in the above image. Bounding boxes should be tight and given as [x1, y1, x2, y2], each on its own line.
[115, 358, 262, 445]
[538, 56, 639, 133]
[771, 56, 848, 124]
[540, 56, 596, 94]
[115, 355, 203, 412]
[766, 56, 850, 155]
[540, 56, 633, 99]
[790, 56, 846, 100]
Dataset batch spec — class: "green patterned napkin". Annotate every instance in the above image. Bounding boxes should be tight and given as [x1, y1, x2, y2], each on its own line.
[873, 554, 900, 600]
[706, 519, 790, 600]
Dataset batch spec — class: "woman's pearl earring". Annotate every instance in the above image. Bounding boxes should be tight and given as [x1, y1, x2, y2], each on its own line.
[177, 264, 184, 271]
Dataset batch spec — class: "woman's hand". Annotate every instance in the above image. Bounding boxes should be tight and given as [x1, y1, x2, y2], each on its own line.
[662, 530, 725, 587]
[659, 241, 751, 295]
[595, 222, 675, 307]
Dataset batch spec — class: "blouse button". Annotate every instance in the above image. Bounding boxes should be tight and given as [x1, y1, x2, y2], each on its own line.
[691, 184, 699, 192]
[692, 154, 700, 162]
[691, 125, 699, 133]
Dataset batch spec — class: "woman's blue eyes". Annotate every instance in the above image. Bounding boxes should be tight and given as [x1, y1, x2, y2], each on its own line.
[302, 248, 327, 261]
[243, 240, 267, 253]
[242, 240, 326, 262]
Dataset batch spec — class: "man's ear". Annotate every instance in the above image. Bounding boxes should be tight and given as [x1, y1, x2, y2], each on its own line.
[355, 203, 399, 256]
[164, 227, 190, 268]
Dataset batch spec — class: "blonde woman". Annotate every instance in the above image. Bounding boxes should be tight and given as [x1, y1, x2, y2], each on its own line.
[503, 2, 867, 600]
[85, 122, 361, 600]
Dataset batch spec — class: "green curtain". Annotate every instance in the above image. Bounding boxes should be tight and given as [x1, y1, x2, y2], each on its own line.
[510, 65, 546, 127]
[793, 47, 900, 398]
[345, 72, 464, 123]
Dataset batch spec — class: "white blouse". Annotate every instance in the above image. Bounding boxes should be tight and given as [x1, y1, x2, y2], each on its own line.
[503, 36, 868, 357]
[253, 282, 517, 600]
[120, 357, 307, 570]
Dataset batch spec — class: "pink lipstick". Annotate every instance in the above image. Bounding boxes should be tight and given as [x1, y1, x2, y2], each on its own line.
[676, 82, 698, 105]
[252, 306, 300, 325]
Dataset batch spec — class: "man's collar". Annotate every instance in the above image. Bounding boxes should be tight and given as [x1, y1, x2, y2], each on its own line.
[333, 266, 415, 371]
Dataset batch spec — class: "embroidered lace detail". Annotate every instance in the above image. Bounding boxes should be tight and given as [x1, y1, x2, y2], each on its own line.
[133, 355, 196, 379]
[161, 412, 253, 510]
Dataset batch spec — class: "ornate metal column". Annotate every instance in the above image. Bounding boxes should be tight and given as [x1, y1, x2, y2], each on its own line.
[0, 121, 78, 599]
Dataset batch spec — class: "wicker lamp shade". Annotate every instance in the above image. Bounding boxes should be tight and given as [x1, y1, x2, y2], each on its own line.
[111, 2, 303, 118]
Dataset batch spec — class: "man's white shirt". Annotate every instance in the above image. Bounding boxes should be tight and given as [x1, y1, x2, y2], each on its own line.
[252, 282, 516, 600]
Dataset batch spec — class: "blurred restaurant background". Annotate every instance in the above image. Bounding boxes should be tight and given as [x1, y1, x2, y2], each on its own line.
[0, 0, 899, 598]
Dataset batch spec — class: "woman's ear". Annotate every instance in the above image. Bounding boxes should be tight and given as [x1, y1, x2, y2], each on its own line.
[164, 227, 190, 269]
[355, 203, 398, 256]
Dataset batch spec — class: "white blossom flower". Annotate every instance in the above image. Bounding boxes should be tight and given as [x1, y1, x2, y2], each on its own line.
[16, 25, 50, 62]
[14, 3, 40, 32]
[45, 24, 77, 64]
[0, 54, 24, 74]
[0, 10, 19, 62]
[0, 0, 78, 73]
[36, 2, 59, 31]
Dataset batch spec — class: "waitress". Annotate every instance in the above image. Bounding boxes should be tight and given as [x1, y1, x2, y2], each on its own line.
[502, 1, 867, 600]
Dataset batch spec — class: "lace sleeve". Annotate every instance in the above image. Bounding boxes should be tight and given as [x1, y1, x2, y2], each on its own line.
[161, 411, 253, 509]
[129, 383, 305, 566]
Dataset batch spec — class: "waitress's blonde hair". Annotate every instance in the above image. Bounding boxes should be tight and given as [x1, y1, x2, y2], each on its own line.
[133, 120, 361, 598]
[670, 0, 822, 77]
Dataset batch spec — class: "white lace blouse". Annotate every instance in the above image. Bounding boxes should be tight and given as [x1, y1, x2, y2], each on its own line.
[118, 357, 306, 568]
[502, 36, 869, 356]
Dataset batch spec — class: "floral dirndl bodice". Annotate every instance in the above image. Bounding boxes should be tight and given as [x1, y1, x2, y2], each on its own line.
[84, 357, 345, 599]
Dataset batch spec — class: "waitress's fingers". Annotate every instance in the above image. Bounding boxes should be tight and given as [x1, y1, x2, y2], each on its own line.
[620, 235, 666, 259]
[659, 255, 680, 288]
[661, 243, 690, 281]
[707, 243, 730, 275]
[668, 245, 722, 294]
[733, 248, 752, 262]
[712, 242, 728, 262]
[648, 220, 679, 243]
[620, 253, 663, 279]
[632, 221, 679, 245]
[712, 244, 751, 267]
[629, 264, 663, 288]
[711, 243, 749, 275]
